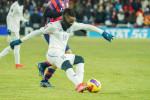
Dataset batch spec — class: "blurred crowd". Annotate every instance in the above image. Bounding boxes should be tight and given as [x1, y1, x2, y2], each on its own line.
[0, 0, 150, 27]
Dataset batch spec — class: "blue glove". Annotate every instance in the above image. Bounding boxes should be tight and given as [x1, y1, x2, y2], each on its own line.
[102, 31, 114, 42]
[25, 21, 29, 26]
[10, 39, 22, 49]
[7, 29, 11, 35]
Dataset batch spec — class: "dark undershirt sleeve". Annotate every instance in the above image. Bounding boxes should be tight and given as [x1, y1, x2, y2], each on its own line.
[43, 7, 63, 18]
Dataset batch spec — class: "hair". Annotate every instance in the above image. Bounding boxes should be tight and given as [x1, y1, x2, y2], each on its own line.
[63, 8, 76, 17]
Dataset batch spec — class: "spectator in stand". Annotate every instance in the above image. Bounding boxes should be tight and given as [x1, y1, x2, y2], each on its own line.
[117, 7, 125, 24]
[132, 0, 141, 12]
[0, 9, 7, 25]
[136, 7, 144, 17]
[144, 7, 150, 16]
[115, 0, 122, 12]
[24, 9, 30, 22]
[124, 2, 136, 24]
[141, 0, 149, 10]
[38, 7, 44, 19]
[111, 8, 118, 24]
[105, 7, 112, 26]
[136, 13, 144, 27]
[86, 2, 93, 20]
[95, 6, 105, 23]
[30, 9, 41, 26]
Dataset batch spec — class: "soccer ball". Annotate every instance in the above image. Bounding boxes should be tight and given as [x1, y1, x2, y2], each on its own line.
[86, 78, 101, 93]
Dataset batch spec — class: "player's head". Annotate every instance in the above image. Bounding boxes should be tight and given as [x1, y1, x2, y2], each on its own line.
[18, 0, 24, 6]
[61, 8, 76, 31]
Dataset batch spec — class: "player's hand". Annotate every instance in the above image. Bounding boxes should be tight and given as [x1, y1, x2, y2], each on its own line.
[102, 31, 114, 42]
[7, 29, 11, 35]
[10, 39, 22, 49]
[25, 21, 29, 26]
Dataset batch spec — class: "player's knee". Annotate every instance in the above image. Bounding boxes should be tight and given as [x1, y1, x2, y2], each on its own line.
[61, 60, 73, 71]
[73, 55, 84, 65]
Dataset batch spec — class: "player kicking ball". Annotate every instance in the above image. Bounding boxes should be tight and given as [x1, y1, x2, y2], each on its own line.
[10, 8, 113, 92]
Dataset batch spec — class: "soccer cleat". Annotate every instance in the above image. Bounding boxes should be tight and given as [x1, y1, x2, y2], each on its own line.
[37, 63, 45, 79]
[39, 81, 54, 87]
[76, 83, 90, 92]
[15, 64, 26, 68]
[75, 82, 85, 90]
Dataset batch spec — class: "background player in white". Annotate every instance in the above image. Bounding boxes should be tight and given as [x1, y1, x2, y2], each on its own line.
[10, 8, 113, 92]
[0, 0, 29, 68]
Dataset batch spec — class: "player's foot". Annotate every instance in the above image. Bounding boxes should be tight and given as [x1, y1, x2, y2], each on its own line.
[15, 64, 26, 68]
[76, 83, 90, 92]
[75, 82, 85, 90]
[39, 81, 55, 87]
[37, 63, 45, 79]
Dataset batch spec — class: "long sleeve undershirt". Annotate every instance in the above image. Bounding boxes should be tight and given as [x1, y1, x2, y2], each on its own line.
[43, 7, 63, 18]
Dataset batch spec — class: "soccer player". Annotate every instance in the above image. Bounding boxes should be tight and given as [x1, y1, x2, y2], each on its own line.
[10, 8, 113, 92]
[37, 0, 70, 87]
[0, 0, 29, 68]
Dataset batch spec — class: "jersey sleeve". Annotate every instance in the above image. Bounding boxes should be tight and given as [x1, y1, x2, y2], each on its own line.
[21, 23, 55, 42]
[46, 0, 58, 11]
[72, 22, 104, 34]
[40, 23, 55, 34]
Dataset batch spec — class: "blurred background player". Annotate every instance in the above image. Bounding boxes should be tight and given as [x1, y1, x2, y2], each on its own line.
[0, 0, 29, 68]
[37, 0, 71, 87]
[10, 8, 113, 92]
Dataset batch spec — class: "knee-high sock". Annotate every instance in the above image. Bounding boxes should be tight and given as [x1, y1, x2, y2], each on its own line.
[14, 45, 20, 64]
[0, 46, 12, 58]
[76, 63, 84, 82]
[44, 67, 55, 81]
[66, 68, 82, 86]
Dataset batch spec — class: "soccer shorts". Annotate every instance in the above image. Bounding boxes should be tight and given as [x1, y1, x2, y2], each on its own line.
[44, 34, 70, 51]
[46, 49, 75, 69]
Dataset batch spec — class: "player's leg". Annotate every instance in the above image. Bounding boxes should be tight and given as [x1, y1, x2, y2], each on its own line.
[39, 65, 56, 87]
[38, 44, 71, 78]
[0, 31, 13, 58]
[60, 54, 89, 92]
[13, 33, 25, 68]
[37, 61, 52, 78]
[73, 55, 84, 82]
[0, 46, 12, 59]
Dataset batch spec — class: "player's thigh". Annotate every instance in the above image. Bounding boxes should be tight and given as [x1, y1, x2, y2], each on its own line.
[46, 53, 75, 69]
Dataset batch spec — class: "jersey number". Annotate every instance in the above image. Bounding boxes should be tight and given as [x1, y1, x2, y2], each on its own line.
[63, 35, 67, 41]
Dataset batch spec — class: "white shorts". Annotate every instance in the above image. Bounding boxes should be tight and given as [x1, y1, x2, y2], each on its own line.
[46, 50, 75, 69]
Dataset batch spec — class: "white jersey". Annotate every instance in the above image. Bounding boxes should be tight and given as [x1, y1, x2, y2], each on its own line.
[21, 20, 104, 68]
[21, 20, 104, 53]
[7, 1, 27, 33]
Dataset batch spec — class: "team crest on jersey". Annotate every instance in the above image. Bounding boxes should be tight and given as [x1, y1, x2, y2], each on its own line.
[11, 9, 13, 12]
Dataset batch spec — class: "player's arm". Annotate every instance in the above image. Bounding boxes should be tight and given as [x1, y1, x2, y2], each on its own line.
[72, 22, 114, 42]
[43, 7, 63, 18]
[10, 23, 55, 49]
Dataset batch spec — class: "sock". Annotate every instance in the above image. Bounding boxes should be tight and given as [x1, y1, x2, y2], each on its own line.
[66, 68, 82, 86]
[14, 45, 20, 64]
[40, 61, 51, 69]
[0, 46, 12, 58]
[76, 63, 84, 82]
[44, 67, 55, 81]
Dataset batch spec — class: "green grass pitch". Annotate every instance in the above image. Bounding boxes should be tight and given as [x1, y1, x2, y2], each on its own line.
[0, 36, 150, 100]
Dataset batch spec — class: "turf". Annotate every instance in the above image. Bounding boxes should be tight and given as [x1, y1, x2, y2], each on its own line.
[0, 36, 150, 100]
